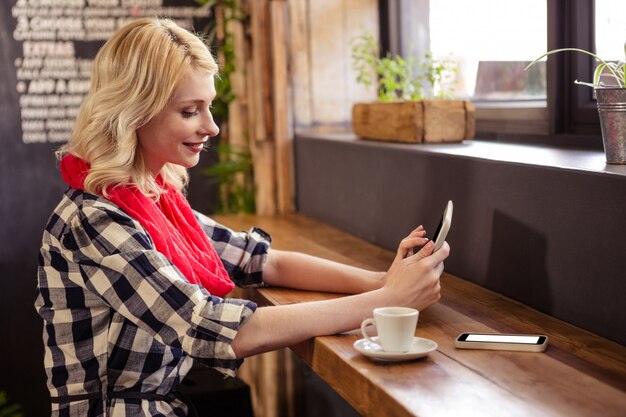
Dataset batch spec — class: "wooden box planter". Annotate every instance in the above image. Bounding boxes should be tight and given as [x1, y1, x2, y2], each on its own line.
[352, 100, 475, 143]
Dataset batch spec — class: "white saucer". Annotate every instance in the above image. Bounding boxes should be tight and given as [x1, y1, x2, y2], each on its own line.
[353, 336, 438, 362]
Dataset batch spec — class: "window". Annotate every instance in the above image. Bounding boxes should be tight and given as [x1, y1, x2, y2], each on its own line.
[380, 0, 625, 146]
[429, 0, 547, 102]
[595, 0, 626, 61]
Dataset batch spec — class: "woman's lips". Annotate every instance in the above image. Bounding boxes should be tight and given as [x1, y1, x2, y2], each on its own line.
[183, 142, 206, 152]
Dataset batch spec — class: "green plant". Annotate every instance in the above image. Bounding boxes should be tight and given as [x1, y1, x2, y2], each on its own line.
[422, 52, 458, 99]
[525, 46, 625, 88]
[195, 0, 242, 121]
[350, 31, 457, 101]
[196, 0, 256, 214]
[0, 391, 23, 417]
[202, 144, 255, 214]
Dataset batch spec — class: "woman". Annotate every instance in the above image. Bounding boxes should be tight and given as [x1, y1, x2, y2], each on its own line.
[35, 18, 449, 417]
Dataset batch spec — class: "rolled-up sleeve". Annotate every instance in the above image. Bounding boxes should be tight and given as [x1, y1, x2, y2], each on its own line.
[67, 204, 256, 375]
[193, 211, 271, 288]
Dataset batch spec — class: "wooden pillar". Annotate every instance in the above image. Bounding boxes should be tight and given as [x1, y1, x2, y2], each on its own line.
[270, 0, 294, 214]
[288, 0, 313, 127]
[226, 1, 248, 152]
[248, 0, 277, 215]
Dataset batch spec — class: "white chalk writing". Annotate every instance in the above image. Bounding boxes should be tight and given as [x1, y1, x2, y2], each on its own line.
[11, 1, 212, 144]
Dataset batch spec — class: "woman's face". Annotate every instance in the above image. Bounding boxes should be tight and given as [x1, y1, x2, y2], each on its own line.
[137, 68, 219, 177]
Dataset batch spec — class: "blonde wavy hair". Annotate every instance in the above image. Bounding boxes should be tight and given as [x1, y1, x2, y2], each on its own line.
[58, 17, 219, 198]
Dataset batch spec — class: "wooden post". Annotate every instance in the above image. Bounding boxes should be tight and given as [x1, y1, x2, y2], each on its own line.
[223, 2, 250, 198]
[271, 0, 293, 213]
[308, 0, 346, 124]
[249, 0, 272, 143]
[227, 1, 248, 152]
[249, 0, 277, 215]
[252, 141, 277, 215]
[287, 0, 313, 127]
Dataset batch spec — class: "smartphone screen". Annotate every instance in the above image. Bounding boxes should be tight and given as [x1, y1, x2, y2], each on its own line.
[411, 200, 452, 256]
[432, 214, 444, 243]
[458, 333, 546, 345]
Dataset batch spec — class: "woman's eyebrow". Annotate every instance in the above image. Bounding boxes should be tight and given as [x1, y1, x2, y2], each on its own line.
[175, 97, 215, 105]
[177, 99, 205, 105]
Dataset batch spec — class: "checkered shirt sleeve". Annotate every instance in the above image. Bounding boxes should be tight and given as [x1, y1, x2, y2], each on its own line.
[193, 210, 271, 288]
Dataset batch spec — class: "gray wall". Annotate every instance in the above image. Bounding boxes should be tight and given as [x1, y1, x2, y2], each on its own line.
[295, 134, 626, 346]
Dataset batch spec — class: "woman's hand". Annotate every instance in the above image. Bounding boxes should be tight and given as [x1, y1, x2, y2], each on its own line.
[376, 225, 429, 287]
[381, 228, 450, 311]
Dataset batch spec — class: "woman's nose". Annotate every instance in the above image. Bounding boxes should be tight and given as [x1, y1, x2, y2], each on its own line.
[201, 110, 220, 137]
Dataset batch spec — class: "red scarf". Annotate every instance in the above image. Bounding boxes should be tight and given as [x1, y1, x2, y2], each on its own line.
[60, 154, 234, 296]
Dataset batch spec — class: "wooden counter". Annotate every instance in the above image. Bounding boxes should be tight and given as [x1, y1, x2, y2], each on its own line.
[215, 213, 626, 417]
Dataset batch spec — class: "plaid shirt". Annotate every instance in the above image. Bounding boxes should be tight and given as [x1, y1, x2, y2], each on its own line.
[35, 188, 271, 417]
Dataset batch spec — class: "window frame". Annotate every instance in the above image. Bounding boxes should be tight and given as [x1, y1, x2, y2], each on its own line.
[379, 0, 604, 147]
[552, 0, 601, 136]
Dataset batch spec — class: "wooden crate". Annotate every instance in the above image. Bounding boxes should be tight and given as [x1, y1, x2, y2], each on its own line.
[352, 100, 475, 143]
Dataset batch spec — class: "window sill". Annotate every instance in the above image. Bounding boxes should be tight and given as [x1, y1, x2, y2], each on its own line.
[294, 130, 626, 178]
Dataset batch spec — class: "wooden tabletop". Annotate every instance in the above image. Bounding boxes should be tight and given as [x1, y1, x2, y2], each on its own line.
[215, 213, 626, 417]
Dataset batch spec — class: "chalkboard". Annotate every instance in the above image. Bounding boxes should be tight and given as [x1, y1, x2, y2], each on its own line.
[0, 1, 216, 414]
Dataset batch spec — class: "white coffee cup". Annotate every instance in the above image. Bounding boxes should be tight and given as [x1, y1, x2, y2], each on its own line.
[360, 307, 419, 352]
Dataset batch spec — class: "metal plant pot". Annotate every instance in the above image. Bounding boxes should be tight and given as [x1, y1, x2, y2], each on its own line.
[596, 87, 626, 164]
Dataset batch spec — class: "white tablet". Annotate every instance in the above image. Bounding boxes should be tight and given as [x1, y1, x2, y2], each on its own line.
[432, 200, 453, 252]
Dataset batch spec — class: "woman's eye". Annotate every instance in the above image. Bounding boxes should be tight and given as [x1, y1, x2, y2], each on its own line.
[182, 109, 199, 118]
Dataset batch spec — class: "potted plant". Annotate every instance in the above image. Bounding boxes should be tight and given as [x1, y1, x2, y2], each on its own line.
[526, 46, 626, 164]
[0, 390, 23, 417]
[350, 32, 475, 143]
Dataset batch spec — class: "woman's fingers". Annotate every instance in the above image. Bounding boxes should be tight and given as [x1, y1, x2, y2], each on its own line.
[433, 241, 450, 261]
[413, 240, 435, 260]
[394, 226, 428, 260]
[420, 241, 450, 267]
[396, 235, 429, 260]
[405, 240, 449, 268]
[412, 225, 425, 234]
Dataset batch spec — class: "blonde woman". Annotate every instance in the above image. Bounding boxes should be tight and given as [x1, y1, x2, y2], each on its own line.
[36, 18, 449, 417]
